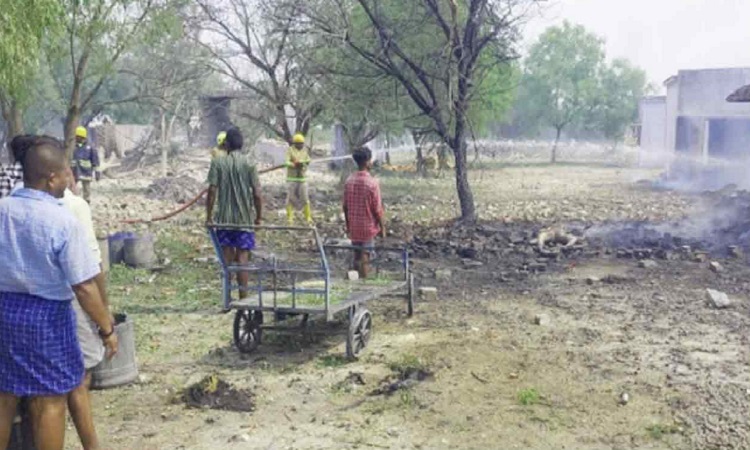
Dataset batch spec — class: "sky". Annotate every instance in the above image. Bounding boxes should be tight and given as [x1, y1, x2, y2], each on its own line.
[522, 0, 750, 90]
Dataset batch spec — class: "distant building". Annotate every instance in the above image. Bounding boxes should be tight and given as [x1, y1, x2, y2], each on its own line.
[639, 68, 750, 187]
[659, 68, 750, 160]
[638, 96, 667, 153]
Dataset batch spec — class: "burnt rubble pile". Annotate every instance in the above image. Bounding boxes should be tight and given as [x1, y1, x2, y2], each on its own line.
[586, 190, 750, 260]
[410, 222, 588, 274]
[146, 176, 205, 204]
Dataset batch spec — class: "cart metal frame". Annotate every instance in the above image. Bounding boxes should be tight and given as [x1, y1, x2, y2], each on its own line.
[207, 225, 414, 358]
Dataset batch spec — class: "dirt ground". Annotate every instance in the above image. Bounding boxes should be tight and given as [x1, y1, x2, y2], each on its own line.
[64, 149, 749, 450]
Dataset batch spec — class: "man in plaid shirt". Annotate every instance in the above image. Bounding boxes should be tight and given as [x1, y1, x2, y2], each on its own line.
[343, 147, 385, 279]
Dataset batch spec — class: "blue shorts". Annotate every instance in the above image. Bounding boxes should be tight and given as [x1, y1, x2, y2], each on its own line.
[352, 240, 375, 249]
[0, 293, 84, 396]
[352, 240, 375, 256]
[216, 230, 255, 250]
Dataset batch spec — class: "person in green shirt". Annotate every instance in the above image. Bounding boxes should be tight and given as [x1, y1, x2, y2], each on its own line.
[206, 128, 262, 302]
[285, 133, 312, 225]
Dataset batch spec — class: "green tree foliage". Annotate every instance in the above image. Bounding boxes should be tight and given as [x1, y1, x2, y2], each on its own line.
[0, 0, 61, 98]
[46, 0, 177, 156]
[0, 0, 62, 137]
[594, 58, 647, 145]
[521, 21, 605, 162]
[298, 0, 533, 221]
[518, 22, 647, 160]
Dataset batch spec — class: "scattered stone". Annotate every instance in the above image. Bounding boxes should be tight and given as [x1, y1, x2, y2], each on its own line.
[619, 392, 630, 406]
[509, 372, 519, 380]
[706, 289, 732, 309]
[638, 259, 658, 269]
[534, 314, 551, 326]
[462, 259, 484, 269]
[694, 252, 709, 263]
[709, 261, 723, 273]
[655, 249, 675, 260]
[728, 245, 744, 259]
[458, 247, 478, 259]
[528, 263, 547, 273]
[146, 176, 205, 204]
[435, 269, 452, 281]
[586, 276, 600, 285]
[229, 434, 251, 443]
[418, 287, 438, 301]
[347, 271, 360, 281]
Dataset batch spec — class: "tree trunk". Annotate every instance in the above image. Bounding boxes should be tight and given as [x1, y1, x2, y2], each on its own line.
[8, 101, 23, 137]
[412, 129, 426, 176]
[160, 111, 168, 177]
[63, 108, 80, 160]
[452, 138, 476, 222]
[552, 127, 562, 164]
[1, 98, 24, 139]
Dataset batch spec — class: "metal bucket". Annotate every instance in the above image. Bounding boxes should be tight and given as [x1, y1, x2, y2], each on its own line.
[91, 314, 139, 390]
[122, 234, 155, 269]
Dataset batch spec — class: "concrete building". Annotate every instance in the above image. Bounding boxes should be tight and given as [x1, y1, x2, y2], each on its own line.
[661, 68, 750, 161]
[638, 96, 667, 153]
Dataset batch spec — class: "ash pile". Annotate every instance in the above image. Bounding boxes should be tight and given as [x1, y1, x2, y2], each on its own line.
[146, 176, 206, 204]
[586, 188, 750, 260]
[410, 222, 589, 275]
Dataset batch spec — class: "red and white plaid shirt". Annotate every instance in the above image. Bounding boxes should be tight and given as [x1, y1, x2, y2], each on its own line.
[344, 171, 384, 242]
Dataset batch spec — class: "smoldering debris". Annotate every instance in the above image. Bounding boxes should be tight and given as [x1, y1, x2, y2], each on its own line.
[586, 189, 750, 257]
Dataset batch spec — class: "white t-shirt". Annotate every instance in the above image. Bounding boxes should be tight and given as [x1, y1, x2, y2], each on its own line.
[62, 189, 102, 264]
[63, 188, 106, 368]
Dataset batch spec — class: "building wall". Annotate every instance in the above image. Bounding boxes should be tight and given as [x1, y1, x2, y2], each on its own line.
[665, 79, 680, 153]
[677, 68, 750, 118]
[639, 97, 667, 152]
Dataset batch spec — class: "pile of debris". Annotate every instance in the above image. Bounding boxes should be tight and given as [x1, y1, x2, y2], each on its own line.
[146, 176, 205, 204]
[182, 375, 254, 412]
[586, 189, 750, 259]
[409, 221, 588, 275]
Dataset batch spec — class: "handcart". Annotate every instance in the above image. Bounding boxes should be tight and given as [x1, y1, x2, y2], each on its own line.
[207, 225, 415, 359]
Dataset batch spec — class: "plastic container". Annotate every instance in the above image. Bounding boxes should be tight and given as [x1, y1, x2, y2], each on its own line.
[122, 234, 156, 269]
[108, 232, 135, 266]
[91, 314, 139, 390]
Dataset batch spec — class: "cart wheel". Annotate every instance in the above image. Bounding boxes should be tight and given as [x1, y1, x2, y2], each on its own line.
[346, 308, 372, 360]
[407, 272, 415, 317]
[233, 310, 263, 354]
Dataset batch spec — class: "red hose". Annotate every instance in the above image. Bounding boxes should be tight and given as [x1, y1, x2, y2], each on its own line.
[120, 164, 285, 224]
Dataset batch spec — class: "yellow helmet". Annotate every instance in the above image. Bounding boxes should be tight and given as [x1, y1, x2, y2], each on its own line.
[75, 126, 88, 139]
[292, 133, 305, 144]
[216, 131, 227, 146]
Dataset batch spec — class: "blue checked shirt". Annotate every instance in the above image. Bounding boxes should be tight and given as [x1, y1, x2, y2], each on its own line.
[0, 188, 100, 301]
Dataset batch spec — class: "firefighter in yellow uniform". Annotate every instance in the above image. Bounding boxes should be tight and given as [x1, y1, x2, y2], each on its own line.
[70, 126, 100, 203]
[211, 131, 227, 160]
[285, 133, 312, 225]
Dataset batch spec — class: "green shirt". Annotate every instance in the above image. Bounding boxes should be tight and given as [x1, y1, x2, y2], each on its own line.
[207, 152, 260, 225]
[285, 146, 311, 182]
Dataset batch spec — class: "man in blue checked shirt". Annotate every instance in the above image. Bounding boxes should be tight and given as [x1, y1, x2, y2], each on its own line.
[0, 135, 117, 450]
